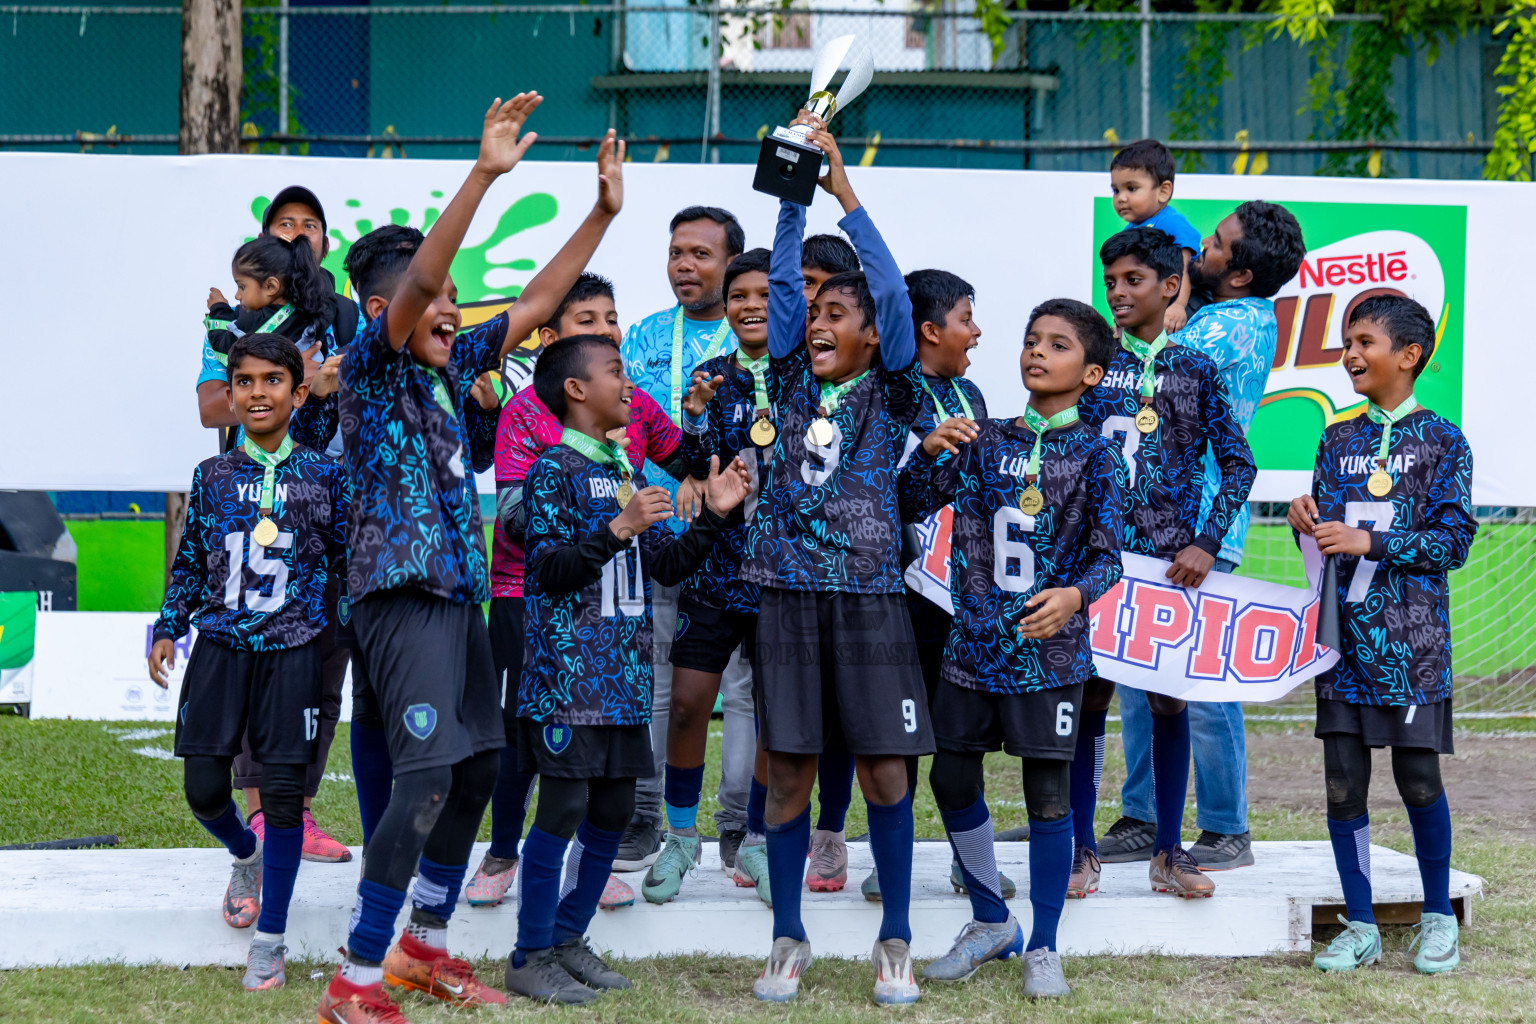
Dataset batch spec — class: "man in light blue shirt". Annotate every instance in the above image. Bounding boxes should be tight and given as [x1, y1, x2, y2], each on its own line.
[1102, 201, 1307, 872]
[618, 205, 746, 871]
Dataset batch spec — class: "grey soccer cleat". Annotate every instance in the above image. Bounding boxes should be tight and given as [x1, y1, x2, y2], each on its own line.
[922, 916, 1024, 983]
[1021, 947, 1071, 999]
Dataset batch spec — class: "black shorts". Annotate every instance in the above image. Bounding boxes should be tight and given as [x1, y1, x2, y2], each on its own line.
[671, 599, 757, 674]
[488, 596, 525, 737]
[1316, 696, 1454, 754]
[931, 678, 1083, 760]
[515, 718, 654, 779]
[173, 635, 321, 764]
[753, 588, 934, 757]
[351, 587, 504, 773]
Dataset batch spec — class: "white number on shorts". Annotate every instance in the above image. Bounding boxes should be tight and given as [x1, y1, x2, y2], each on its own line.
[1342, 500, 1396, 602]
[1101, 415, 1142, 489]
[901, 698, 918, 734]
[220, 530, 292, 613]
[599, 536, 646, 618]
[1055, 701, 1075, 736]
[992, 506, 1037, 593]
[303, 707, 319, 741]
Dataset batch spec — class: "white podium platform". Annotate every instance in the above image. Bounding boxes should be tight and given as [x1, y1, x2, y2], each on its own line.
[0, 840, 1481, 968]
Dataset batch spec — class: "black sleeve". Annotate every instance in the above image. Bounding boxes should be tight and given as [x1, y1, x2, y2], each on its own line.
[647, 507, 728, 587]
[532, 527, 630, 594]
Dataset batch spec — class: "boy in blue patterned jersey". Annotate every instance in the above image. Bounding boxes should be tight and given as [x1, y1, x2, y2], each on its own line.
[1288, 295, 1475, 975]
[150, 333, 347, 993]
[901, 297, 1126, 999]
[505, 335, 750, 1003]
[744, 115, 930, 1006]
[1069, 226, 1256, 901]
[318, 95, 547, 1024]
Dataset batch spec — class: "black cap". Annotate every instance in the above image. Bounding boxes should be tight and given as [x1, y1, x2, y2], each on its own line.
[262, 185, 327, 234]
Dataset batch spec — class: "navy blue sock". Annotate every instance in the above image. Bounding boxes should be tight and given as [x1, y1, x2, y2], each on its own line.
[1405, 793, 1453, 916]
[347, 878, 408, 964]
[1150, 708, 1191, 856]
[747, 777, 767, 836]
[816, 752, 854, 832]
[553, 821, 624, 944]
[514, 826, 570, 962]
[1326, 813, 1375, 924]
[411, 856, 468, 924]
[766, 806, 810, 941]
[939, 796, 1006, 924]
[255, 824, 302, 935]
[196, 800, 257, 862]
[867, 794, 914, 944]
[1070, 706, 1108, 853]
[488, 745, 536, 860]
[664, 763, 706, 832]
[350, 722, 394, 847]
[1026, 813, 1073, 951]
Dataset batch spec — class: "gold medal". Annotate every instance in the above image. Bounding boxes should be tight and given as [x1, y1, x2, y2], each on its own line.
[252, 516, 279, 548]
[615, 480, 634, 509]
[1366, 468, 1394, 498]
[806, 417, 836, 448]
[749, 417, 778, 448]
[1018, 484, 1045, 516]
[1135, 405, 1159, 434]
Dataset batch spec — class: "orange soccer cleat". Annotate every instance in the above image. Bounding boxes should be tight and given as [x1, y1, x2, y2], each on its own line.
[316, 973, 412, 1024]
[383, 932, 508, 1006]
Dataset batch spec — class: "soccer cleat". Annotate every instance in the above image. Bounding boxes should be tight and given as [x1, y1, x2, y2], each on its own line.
[806, 829, 848, 892]
[1067, 846, 1101, 899]
[753, 936, 813, 1002]
[554, 936, 631, 990]
[302, 810, 354, 864]
[1097, 815, 1157, 863]
[316, 974, 412, 1024]
[1409, 912, 1460, 974]
[613, 817, 662, 872]
[1189, 830, 1253, 871]
[248, 809, 266, 843]
[1149, 846, 1216, 898]
[504, 947, 597, 1005]
[1021, 947, 1071, 999]
[641, 832, 701, 904]
[600, 873, 635, 909]
[733, 841, 772, 906]
[949, 859, 1018, 899]
[871, 938, 921, 1005]
[243, 936, 287, 991]
[223, 845, 263, 928]
[383, 932, 507, 1005]
[466, 853, 518, 907]
[718, 828, 747, 872]
[861, 866, 882, 902]
[922, 916, 1024, 983]
[1313, 915, 1382, 972]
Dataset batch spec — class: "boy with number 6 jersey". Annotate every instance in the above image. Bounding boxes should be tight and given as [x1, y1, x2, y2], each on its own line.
[900, 298, 1126, 999]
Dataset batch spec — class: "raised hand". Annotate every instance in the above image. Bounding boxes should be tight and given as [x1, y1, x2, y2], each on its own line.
[476, 92, 543, 178]
[608, 485, 673, 541]
[207, 286, 229, 311]
[806, 128, 857, 210]
[310, 354, 345, 399]
[703, 455, 753, 516]
[921, 417, 978, 457]
[595, 128, 625, 217]
[682, 374, 724, 418]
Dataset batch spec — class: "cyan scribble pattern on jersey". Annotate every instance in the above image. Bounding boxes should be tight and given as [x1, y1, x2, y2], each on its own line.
[154, 445, 348, 650]
[1307, 410, 1476, 706]
[1173, 296, 1278, 565]
[1077, 344, 1256, 560]
[339, 312, 501, 605]
[521, 446, 674, 726]
[901, 419, 1125, 694]
[680, 353, 772, 614]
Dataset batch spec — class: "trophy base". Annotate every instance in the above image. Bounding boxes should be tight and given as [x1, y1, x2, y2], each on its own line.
[753, 127, 825, 206]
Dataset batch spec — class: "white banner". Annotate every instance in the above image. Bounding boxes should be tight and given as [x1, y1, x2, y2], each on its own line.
[0, 151, 1529, 502]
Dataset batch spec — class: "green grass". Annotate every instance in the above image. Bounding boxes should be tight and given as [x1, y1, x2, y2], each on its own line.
[3, 717, 1534, 1023]
[65, 521, 166, 613]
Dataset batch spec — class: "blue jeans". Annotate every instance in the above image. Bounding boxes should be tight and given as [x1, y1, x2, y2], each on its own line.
[1118, 558, 1249, 835]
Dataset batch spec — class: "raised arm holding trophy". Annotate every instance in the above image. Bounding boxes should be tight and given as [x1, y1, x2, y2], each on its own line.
[752, 34, 874, 205]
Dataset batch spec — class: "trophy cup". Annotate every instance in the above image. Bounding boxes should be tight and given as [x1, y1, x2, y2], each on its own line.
[753, 34, 874, 206]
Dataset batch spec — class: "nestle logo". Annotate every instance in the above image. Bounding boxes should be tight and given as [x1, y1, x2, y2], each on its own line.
[1298, 251, 1409, 289]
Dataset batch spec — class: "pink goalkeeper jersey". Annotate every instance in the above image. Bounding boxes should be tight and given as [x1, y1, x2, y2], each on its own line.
[490, 385, 683, 597]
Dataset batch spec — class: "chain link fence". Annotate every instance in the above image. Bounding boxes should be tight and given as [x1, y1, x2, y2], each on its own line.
[0, 2, 1512, 177]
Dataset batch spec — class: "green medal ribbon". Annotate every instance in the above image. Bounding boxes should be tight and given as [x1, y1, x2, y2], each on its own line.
[817, 369, 870, 416]
[241, 434, 295, 514]
[921, 377, 974, 422]
[207, 304, 296, 366]
[560, 428, 635, 480]
[1365, 392, 1418, 474]
[1020, 404, 1080, 478]
[738, 352, 772, 411]
[1120, 330, 1170, 401]
[670, 307, 733, 425]
[420, 365, 457, 420]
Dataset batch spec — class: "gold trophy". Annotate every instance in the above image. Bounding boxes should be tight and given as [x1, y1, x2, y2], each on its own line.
[753, 34, 874, 206]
